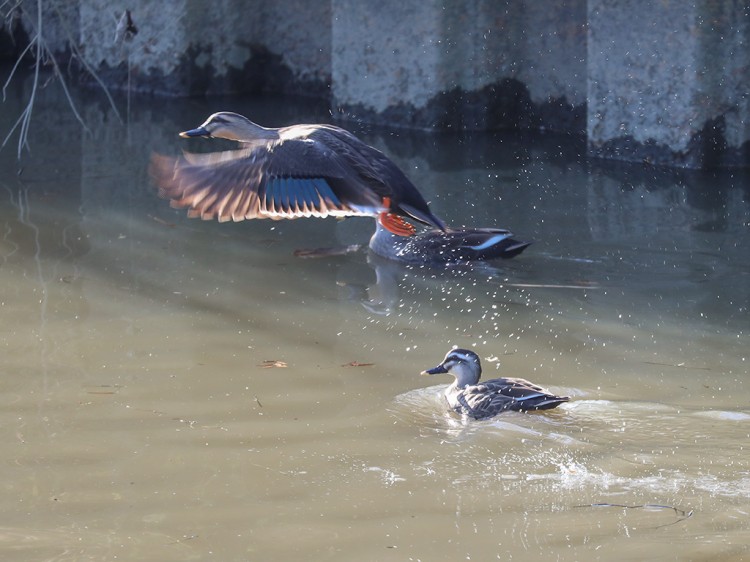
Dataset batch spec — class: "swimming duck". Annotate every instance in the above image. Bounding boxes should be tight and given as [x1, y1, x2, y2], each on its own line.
[150, 112, 446, 236]
[421, 348, 569, 419]
[368, 221, 531, 265]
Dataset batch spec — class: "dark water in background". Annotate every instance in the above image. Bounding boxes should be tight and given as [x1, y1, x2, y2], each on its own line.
[0, 69, 749, 561]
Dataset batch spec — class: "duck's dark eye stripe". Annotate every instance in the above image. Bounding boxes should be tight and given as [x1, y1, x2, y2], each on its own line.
[446, 351, 478, 365]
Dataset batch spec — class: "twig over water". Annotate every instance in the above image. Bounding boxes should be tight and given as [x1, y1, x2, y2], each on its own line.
[574, 502, 694, 528]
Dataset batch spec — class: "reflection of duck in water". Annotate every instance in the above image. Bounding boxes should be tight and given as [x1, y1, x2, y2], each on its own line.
[299, 223, 531, 315]
[368, 222, 530, 265]
[421, 348, 568, 419]
[150, 112, 446, 236]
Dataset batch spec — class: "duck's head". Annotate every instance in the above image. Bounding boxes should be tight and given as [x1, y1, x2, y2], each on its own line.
[179, 112, 273, 142]
[421, 348, 482, 388]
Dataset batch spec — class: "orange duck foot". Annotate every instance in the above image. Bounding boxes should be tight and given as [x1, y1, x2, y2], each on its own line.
[379, 212, 416, 236]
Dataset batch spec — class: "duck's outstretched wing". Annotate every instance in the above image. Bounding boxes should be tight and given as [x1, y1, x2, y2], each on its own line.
[150, 142, 382, 222]
[311, 126, 446, 231]
[459, 377, 569, 419]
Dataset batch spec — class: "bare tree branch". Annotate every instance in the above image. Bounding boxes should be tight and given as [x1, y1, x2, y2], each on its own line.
[1, 0, 124, 160]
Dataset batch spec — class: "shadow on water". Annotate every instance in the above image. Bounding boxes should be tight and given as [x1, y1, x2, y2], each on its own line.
[1, 67, 749, 561]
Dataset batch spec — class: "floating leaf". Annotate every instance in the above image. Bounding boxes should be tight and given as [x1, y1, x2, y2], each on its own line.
[259, 360, 288, 368]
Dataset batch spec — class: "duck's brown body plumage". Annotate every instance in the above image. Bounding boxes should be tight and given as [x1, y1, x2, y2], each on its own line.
[447, 376, 568, 419]
[150, 113, 445, 234]
[422, 348, 569, 420]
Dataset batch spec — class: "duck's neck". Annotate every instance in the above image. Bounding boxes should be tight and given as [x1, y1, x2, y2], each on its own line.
[451, 363, 481, 389]
[229, 120, 279, 143]
[368, 221, 409, 259]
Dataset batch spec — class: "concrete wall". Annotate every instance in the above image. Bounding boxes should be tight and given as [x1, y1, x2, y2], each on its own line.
[2, 0, 748, 169]
[4, 0, 330, 96]
[72, 0, 332, 97]
[331, 1, 586, 131]
[588, 0, 750, 168]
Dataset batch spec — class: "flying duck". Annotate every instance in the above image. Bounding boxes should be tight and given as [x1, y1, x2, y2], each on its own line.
[150, 112, 446, 236]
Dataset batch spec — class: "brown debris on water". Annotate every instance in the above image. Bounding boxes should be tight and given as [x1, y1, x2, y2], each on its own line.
[341, 361, 375, 367]
[259, 360, 288, 368]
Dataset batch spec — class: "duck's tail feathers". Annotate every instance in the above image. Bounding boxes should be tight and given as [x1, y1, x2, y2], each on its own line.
[524, 395, 569, 411]
[500, 239, 533, 259]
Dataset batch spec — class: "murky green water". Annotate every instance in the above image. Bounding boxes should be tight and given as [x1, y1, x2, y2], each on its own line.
[1, 71, 748, 561]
